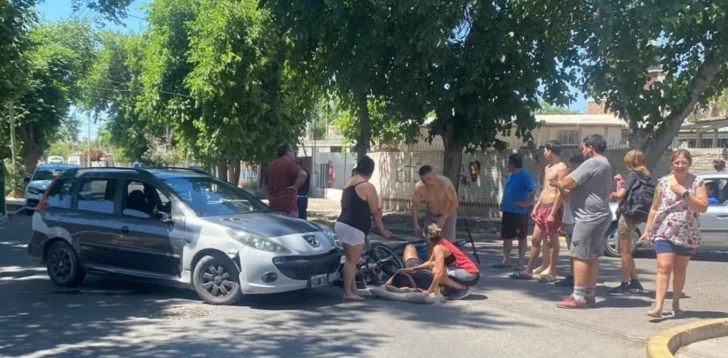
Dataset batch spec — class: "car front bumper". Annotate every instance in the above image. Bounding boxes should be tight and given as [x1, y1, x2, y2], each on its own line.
[237, 248, 341, 295]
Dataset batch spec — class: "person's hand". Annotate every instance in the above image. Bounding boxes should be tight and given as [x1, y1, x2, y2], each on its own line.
[670, 182, 687, 197]
[613, 174, 623, 183]
[547, 213, 555, 222]
[548, 178, 560, 188]
[381, 229, 393, 239]
[530, 209, 538, 220]
[286, 185, 296, 192]
[639, 230, 650, 241]
[414, 225, 422, 237]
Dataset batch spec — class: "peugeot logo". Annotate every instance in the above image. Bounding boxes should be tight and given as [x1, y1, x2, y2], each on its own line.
[303, 235, 320, 247]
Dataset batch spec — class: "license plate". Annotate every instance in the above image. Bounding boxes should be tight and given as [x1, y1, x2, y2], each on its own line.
[310, 274, 329, 288]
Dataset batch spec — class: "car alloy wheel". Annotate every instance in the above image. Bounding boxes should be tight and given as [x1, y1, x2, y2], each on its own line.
[193, 255, 243, 305]
[45, 241, 85, 287]
[201, 264, 236, 298]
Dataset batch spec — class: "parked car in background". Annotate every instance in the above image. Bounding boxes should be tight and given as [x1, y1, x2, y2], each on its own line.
[24, 164, 80, 214]
[603, 172, 728, 257]
[47, 156, 65, 164]
[27, 167, 340, 305]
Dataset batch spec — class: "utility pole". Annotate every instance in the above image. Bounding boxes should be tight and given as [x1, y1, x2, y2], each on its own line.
[87, 112, 91, 168]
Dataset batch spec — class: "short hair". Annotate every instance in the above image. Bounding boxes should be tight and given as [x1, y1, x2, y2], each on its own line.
[568, 153, 585, 165]
[277, 143, 293, 157]
[508, 153, 523, 168]
[353, 155, 375, 176]
[671, 148, 693, 165]
[706, 181, 719, 195]
[545, 140, 562, 156]
[582, 134, 607, 154]
[390, 272, 413, 288]
[418, 165, 433, 177]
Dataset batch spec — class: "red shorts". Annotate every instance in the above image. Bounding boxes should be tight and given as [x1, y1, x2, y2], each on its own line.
[534, 203, 563, 236]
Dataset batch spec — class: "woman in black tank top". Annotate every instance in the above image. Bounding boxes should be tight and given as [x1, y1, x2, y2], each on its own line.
[334, 156, 393, 300]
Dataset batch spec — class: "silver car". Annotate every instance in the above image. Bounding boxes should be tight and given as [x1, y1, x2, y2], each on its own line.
[603, 172, 728, 257]
[28, 167, 341, 305]
[24, 164, 80, 214]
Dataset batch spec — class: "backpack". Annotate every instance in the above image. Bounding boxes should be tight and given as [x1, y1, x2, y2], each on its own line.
[619, 173, 655, 223]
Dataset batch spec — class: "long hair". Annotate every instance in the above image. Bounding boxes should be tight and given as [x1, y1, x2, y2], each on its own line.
[624, 150, 650, 178]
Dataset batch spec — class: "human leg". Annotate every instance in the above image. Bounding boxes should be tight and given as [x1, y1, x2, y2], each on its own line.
[442, 213, 458, 242]
[555, 224, 574, 287]
[402, 244, 420, 263]
[297, 196, 308, 220]
[343, 243, 365, 299]
[650, 240, 676, 317]
[518, 225, 543, 277]
[557, 220, 607, 308]
[671, 253, 691, 315]
[495, 212, 517, 268]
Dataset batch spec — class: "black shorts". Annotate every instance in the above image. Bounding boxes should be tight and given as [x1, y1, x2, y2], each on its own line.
[501, 211, 528, 240]
[402, 258, 433, 290]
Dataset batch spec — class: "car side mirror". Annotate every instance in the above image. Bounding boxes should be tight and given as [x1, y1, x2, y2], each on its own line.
[23, 177, 30, 183]
[153, 205, 173, 224]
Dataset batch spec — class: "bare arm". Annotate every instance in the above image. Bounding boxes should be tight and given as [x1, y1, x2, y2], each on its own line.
[550, 165, 568, 217]
[427, 246, 447, 293]
[517, 188, 537, 209]
[610, 188, 628, 201]
[558, 176, 578, 191]
[440, 179, 459, 222]
[293, 169, 307, 189]
[365, 184, 387, 234]
[411, 186, 423, 228]
[685, 180, 709, 213]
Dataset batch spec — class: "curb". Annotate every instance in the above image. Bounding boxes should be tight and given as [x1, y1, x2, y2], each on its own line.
[646, 318, 728, 357]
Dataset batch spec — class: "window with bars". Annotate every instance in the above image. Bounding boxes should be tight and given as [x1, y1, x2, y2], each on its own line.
[556, 130, 581, 146]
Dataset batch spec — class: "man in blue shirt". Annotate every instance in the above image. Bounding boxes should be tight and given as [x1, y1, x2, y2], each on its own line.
[493, 153, 537, 269]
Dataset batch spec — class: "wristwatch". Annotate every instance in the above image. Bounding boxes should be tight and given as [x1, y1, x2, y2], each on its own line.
[681, 190, 690, 200]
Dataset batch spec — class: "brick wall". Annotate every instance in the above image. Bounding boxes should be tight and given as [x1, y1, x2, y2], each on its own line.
[369, 148, 724, 217]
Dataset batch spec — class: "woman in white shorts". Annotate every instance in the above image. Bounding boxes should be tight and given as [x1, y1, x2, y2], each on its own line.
[334, 156, 393, 300]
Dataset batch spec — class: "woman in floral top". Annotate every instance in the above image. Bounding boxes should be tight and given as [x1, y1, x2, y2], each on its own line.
[641, 149, 709, 318]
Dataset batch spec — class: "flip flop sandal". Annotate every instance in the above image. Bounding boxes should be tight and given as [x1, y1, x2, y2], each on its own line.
[538, 275, 557, 283]
[509, 271, 533, 280]
[492, 263, 512, 269]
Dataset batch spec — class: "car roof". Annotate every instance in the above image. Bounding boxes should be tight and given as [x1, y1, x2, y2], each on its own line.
[68, 167, 212, 180]
[695, 172, 728, 179]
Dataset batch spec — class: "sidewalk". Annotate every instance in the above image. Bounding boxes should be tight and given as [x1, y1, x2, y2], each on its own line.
[676, 336, 728, 357]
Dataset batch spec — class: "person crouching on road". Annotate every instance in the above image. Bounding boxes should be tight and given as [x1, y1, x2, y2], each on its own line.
[403, 224, 480, 300]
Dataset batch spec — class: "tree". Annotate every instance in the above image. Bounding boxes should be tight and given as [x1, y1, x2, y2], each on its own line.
[579, 0, 728, 169]
[536, 101, 581, 115]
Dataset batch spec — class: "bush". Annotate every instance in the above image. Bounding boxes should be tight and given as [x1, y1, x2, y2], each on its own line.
[2, 159, 28, 198]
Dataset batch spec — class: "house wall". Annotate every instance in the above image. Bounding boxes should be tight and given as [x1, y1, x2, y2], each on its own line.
[367, 148, 723, 217]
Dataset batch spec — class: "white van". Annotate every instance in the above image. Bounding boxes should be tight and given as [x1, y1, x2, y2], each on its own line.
[47, 156, 65, 164]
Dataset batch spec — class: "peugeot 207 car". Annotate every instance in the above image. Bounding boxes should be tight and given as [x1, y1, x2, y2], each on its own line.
[28, 167, 341, 305]
[24, 164, 80, 214]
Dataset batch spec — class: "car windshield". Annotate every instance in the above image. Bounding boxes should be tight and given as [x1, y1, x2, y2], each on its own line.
[32, 168, 69, 181]
[162, 177, 271, 217]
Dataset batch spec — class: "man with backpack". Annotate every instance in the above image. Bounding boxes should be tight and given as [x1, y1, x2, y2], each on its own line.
[608, 150, 655, 294]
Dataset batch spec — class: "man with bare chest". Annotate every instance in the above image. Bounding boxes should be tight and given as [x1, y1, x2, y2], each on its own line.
[412, 166, 459, 242]
[512, 140, 567, 281]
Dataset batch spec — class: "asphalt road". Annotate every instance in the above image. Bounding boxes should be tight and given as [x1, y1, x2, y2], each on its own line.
[2, 213, 728, 358]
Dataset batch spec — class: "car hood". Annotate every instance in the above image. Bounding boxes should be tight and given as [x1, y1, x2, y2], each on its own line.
[202, 212, 322, 238]
[28, 180, 53, 191]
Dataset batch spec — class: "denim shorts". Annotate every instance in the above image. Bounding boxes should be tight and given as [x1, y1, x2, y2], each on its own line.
[653, 239, 697, 257]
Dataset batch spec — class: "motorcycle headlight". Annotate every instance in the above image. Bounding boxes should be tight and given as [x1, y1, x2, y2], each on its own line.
[312, 223, 340, 248]
[227, 230, 291, 253]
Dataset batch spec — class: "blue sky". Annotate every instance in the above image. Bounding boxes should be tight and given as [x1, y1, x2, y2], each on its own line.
[36, 1, 587, 141]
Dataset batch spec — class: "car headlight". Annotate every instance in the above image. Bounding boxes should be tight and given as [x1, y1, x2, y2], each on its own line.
[27, 187, 42, 195]
[312, 223, 340, 248]
[227, 230, 291, 253]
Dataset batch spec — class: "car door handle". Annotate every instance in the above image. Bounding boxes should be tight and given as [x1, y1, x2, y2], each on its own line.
[120, 226, 129, 234]
[718, 214, 728, 219]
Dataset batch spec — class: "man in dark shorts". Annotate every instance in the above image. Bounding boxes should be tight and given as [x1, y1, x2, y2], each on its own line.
[494, 154, 537, 269]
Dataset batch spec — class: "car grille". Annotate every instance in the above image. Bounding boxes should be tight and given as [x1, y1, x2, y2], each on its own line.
[26, 199, 39, 208]
[272, 249, 341, 281]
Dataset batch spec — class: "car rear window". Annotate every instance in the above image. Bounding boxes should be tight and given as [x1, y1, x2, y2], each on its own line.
[76, 179, 118, 214]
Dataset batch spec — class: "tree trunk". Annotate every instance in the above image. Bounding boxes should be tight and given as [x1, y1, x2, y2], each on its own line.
[354, 92, 370, 160]
[440, 121, 463, 193]
[217, 162, 229, 182]
[232, 159, 242, 187]
[20, 125, 43, 174]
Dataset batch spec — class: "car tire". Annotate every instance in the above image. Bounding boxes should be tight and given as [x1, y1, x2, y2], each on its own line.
[193, 255, 243, 305]
[604, 224, 642, 258]
[25, 208, 34, 216]
[45, 241, 85, 287]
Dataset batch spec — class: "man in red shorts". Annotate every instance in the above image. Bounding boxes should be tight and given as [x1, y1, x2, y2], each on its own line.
[511, 140, 567, 281]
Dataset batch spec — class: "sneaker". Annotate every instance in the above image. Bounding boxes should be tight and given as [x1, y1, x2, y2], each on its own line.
[446, 287, 472, 300]
[628, 280, 644, 293]
[608, 282, 630, 295]
[556, 295, 587, 309]
[554, 275, 574, 287]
